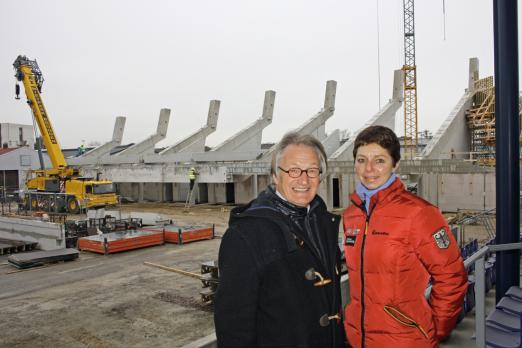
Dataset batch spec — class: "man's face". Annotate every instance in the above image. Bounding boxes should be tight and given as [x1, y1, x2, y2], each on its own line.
[354, 142, 397, 190]
[272, 144, 321, 207]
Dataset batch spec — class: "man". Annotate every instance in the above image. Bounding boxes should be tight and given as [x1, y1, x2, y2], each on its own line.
[188, 167, 197, 191]
[214, 132, 346, 348]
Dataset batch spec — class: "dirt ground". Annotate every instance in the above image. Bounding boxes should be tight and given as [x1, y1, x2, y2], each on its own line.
[0, 203, 232, 348]
[0, 203, 492, 348]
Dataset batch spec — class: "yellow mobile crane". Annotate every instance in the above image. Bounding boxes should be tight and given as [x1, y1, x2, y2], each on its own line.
[13, 55, 118, 213]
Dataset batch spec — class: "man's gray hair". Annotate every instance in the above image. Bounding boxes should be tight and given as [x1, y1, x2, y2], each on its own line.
[271, 132, 327, 180]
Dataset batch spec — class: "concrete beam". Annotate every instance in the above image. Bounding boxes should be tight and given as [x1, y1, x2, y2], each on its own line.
[210, 90, 275, 155]
[330, 70, 403, 161]
[421, 58, 478, 159]
[112, 108, 170, 162]
[158, 100, 220, 155]
[293, 80, 337, 140]
[259, 81, 337, 162]
[0, 216, 65, 250]
[69, 116, 126, 165]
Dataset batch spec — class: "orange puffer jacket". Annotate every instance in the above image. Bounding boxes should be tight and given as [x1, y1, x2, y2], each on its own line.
[343, 178, 467, 348]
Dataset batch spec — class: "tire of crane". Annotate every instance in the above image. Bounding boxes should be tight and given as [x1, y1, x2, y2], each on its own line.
[67, 197, 80, 214]
[40, 197, 51, 212]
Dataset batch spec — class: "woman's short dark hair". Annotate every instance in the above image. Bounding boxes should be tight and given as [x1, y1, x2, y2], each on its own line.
[353, 126, 401, 166]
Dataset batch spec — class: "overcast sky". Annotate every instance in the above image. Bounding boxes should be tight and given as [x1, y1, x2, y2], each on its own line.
[0, 0, 511, 148]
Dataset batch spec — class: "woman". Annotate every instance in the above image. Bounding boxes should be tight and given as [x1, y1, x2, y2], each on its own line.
[343, 126, 467, 348]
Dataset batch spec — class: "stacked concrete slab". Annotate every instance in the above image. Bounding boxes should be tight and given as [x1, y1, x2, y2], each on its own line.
[0, 216, 65, 250]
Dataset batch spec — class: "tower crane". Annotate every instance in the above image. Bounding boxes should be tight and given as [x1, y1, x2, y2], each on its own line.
[402, 0, 419, 159]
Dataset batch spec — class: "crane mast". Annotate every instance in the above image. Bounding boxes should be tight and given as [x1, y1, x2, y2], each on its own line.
[402, 0, 418, 159]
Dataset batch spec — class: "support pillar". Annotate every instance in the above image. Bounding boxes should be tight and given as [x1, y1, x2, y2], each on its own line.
[138, 183, 144, 203]
[253, 174, 258, 198]
[494, 0, 520, 301]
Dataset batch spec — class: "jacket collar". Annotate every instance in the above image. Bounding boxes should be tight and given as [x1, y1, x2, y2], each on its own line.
[350, 177, 404, 214]
[355, 173, 397, 213]
[229, 185, 326, 223]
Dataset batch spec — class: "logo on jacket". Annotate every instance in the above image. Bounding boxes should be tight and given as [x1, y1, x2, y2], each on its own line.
[345, 235, 357, 246]
[344, 228, 360, 247]
[433, 228, 450, 249]
[372, 231, 389, 236]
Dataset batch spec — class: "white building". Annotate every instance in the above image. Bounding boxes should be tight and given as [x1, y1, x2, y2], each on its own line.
[0, 123, 35, 149]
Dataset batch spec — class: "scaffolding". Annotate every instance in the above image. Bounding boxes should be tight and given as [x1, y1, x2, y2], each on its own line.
[465, 76, 522, 166]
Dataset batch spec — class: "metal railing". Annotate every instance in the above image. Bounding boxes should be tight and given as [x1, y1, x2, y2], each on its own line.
[464, 242, 522, 348]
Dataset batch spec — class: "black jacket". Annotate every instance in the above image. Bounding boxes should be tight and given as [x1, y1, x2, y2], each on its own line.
[214, 186, 346, 348]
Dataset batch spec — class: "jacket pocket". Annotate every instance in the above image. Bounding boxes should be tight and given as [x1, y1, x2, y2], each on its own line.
[383, 305, 428, 339]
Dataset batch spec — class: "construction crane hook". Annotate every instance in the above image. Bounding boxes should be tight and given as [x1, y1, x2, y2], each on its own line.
[15, 83, 20, 100]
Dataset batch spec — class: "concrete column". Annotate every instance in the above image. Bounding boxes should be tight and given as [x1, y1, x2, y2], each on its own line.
[325, 175, 334, 211]
[2, 170, 5, 201]
[340, 175, 352, 208]
[253, 174, 258, 198]
[138, 182, 144, 203]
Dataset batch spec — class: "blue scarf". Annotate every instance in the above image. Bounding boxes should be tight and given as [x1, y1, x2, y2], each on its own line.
[355, 173, 397, 214]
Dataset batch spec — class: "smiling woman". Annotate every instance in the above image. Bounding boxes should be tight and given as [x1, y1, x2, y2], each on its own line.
[342, 125, 467, 348]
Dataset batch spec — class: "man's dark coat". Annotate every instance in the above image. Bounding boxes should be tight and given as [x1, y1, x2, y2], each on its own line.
[214, 186, 346, 348]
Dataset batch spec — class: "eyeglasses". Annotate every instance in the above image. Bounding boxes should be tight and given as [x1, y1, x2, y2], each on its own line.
[278, 167, 321, 178]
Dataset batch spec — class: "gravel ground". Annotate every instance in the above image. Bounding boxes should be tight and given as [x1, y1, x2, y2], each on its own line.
[0, 203, 228, 348]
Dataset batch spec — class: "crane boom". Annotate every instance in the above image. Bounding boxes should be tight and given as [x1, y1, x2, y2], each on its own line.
[14, 55, 68, 169]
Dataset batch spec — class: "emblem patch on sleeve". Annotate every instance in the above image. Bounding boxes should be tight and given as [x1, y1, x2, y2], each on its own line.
[433, 228, 450, 249]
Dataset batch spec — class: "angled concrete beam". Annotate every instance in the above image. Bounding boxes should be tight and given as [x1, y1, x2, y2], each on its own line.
[82, 116, 126, 158]
[175, 90, 275, 162]
[292, 80, 337, 140]
[210, 90, 275, 153]
[421, 58, 479, 160]
[330, 70, 403, 161]
[114, 108, 170, 159]
[159, 100, 220, 155]
[259, 81, 337, 162]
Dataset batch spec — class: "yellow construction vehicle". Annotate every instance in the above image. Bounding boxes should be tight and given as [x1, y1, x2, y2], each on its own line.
[13, 55, 118, 213]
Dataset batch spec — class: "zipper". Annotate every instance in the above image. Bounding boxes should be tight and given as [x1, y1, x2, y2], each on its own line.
[351, 199, 374, 348]
[360, 215, 369, 348]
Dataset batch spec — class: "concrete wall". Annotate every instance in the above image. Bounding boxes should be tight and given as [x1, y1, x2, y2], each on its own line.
[0, 123, 35, 149]
[419, 173, 495, 212]
[143, 183, 165, 202]
[234, 176, 254, 204]
[0, 216, 65, 250]
[208, 183, 227, 204]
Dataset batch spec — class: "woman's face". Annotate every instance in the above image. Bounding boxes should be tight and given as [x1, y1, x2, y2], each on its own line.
[355, 143, 397, 190]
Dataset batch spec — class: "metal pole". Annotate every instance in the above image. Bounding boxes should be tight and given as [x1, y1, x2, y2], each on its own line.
[493, 0, 520, 301]
[475, 256, 486, 348]
[2, 170, 6, 202]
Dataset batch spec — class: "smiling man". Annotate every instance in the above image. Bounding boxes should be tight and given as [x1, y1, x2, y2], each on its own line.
[214, 132, 346, 348]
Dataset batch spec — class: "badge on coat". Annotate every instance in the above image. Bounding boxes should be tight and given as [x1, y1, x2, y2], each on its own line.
[344, 228, 360, 247]
[433, 228, 450, 249]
